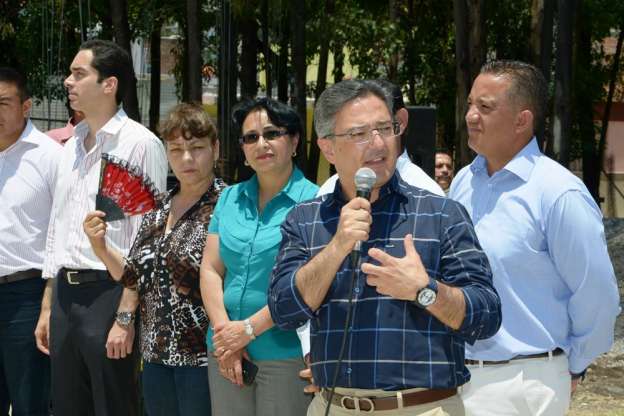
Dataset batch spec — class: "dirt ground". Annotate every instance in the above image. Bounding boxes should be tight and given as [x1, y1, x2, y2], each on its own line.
[568, 219, 624, 416]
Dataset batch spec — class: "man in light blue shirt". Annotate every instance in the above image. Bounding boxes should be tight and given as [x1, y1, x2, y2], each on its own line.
[450, 60, 620, 415]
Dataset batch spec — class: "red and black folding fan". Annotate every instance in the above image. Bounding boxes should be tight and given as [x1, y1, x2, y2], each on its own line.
[95, 153, 160, 222]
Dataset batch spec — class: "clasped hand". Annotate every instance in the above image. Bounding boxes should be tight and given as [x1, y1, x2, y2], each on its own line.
[213, 321, 252, 386]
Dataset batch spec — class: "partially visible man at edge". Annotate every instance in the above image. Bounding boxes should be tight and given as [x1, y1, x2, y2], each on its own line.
[34, 40, 168, 416]
[451, 60, 620, 415]
[269, 79, 501, 415]
[0, 67, 61, 415]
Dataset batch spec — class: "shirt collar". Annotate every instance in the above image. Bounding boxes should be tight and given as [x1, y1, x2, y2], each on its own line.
[18, 119, 40, 146]
[332, 169, 402, 204]
[470, 137, 540, 182]
[242, 166, 306, 204]
[73, 108, 128, 144]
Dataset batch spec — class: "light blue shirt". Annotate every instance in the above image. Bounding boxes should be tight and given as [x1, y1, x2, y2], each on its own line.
[450, 138, 620, 373]
[207, 167, 319, 361]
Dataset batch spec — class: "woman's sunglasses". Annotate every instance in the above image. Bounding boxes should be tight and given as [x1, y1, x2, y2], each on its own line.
[239, 129, 289, 145]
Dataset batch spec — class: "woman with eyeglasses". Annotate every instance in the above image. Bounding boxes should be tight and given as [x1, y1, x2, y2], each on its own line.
[200, 98, 318, 416]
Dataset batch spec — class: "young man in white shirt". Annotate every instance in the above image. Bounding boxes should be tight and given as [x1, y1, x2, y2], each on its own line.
[0, 67, 61, 415]
[34, 40, 168, 416]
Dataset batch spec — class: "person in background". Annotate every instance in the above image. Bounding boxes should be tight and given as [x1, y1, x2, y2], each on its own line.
[200, 97, 318, 416]
[0, 67, 60, 415]
[34, 39, 168, 416]
[83, 103, 224, 416]
[269, 79, 501, 416]
[434, 150, 454, 194]
[45, 101, 85, 145]
[451, 60, 620, 415]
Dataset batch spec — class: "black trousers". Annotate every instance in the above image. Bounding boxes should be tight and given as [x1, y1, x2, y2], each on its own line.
[50, 275, 138, 416]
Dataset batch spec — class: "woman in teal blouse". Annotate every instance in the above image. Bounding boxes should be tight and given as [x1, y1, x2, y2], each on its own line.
[200, 98, 318, 416]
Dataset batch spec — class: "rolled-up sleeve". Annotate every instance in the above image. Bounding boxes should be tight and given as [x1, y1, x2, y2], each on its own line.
[269, 207, 316, 330]
[440, 200, 502, 344]
[547, 190, 620, 373]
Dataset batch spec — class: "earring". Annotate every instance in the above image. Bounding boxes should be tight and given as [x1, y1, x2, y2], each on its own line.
[244, 159, 250, 166]
[292, 150, 297, 157]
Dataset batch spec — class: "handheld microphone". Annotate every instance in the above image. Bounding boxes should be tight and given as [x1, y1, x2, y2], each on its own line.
[351, 167, 377, 267]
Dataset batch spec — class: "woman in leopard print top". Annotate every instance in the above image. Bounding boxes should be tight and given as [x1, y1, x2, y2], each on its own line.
[84, 103, 223, 416]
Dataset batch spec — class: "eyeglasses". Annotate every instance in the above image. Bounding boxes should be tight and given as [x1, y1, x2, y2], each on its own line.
[329, 121, 401, 145]
[239, 129, 289, 145]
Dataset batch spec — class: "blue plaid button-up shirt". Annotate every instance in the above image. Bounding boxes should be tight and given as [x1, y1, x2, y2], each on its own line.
[268, 173, 501, 390]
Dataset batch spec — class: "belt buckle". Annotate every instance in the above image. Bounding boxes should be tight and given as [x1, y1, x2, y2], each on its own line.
[66, 271, 80, 285]
[340, 396, 375, 413]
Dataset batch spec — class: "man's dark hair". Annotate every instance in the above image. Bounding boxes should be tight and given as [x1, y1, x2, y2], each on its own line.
[436, 148, 452, 157]
[480, 60, 547, 135]
[232, 97, 303, 140]
[79, 39, 133, 105]
[0, 67, 29, 102]
[368, 79, 405, 114]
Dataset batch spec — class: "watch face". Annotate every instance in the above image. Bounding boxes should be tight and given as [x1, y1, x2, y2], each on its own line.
[418, 288, 437, 307]
[117, 312, 133, 325]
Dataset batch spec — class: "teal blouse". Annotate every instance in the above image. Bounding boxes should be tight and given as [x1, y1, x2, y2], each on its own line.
[206, 167, 318, 361]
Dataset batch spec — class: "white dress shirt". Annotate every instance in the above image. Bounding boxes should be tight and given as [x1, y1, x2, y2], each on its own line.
[42, 109, 168, 279]
[0, 120, 61, 276]
[450, 138, 620, 373]
[297, 150, 444, 355]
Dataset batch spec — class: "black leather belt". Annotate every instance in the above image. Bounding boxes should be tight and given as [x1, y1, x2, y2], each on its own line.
[322, 387, 457, 411]
[0, 269, 41, 285]
[59, 268, 110, 285]
[465, 348, 564, 366]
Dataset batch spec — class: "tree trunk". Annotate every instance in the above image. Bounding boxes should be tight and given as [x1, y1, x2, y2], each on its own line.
[453, 0, 485, 169]
[597, 26, 624, 206]
[109, 0, 141, 121]
[149, 22, 162, 133]
[529, 0, 554, 148]
[186, 0, 202, 102]
[406, 0, 417, 105]
[291, 0, 308, 174]
[218, 0, 240, 182]
[240, 13, 259, 99]
[387, 0, 400, 82]
[277, 15, 289, 103]
[576, 2, 599, 202]
[551, 0, 575, 166]
[332, 43, 344, 83]
[261, 0, 272, 98]
[306, 0, 333, 182]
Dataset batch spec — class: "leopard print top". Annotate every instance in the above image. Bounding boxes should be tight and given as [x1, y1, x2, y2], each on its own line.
[121, 177, 226, 367]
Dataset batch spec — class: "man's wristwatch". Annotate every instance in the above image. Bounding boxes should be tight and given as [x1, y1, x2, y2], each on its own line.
[413, 277, 438, 308]
[244, 318, 256, 340]
[115, 311, 135, 328]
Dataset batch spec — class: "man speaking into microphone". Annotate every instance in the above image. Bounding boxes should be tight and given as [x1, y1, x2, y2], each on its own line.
[268, 79, 501, 416]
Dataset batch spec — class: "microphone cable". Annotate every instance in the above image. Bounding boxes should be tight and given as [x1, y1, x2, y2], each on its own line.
[323, 254, 359, 416]
[323, 167, 375, 415]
